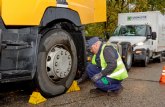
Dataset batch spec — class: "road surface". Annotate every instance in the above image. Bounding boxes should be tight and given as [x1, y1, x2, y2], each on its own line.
[0, 61, 165, 107]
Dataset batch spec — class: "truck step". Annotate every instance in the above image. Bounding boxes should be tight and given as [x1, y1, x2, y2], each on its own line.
[0, 70, 31, 83]
[1, 40, 32, 50]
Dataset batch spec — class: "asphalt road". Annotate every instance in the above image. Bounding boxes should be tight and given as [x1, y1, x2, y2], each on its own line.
[0, 61, 165, 107]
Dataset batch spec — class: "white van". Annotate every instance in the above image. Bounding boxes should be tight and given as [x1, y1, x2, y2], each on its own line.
[109, 11, 165, 70]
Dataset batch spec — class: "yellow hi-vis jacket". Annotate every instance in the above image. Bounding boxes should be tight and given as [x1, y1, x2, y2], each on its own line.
[92, 43, 128, 80]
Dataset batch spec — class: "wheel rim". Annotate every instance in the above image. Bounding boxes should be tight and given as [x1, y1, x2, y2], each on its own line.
[46, 45, 72, 82]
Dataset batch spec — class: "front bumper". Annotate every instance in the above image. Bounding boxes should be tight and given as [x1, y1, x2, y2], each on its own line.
[133, 48, 147, 61]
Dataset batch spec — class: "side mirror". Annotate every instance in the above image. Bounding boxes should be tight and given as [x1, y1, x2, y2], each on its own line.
[151, 32, 157, 40]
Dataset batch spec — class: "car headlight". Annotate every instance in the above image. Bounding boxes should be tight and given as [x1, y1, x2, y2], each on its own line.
[136, 42, 144, 46]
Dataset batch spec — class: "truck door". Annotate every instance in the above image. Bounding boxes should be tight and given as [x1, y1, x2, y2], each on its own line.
[146, 26, 153, 56]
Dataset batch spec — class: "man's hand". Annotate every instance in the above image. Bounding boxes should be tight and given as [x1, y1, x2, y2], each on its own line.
[91, 72, 103, 82]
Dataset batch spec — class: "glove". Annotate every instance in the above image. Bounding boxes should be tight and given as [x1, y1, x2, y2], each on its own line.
[91, 72, 103, 82]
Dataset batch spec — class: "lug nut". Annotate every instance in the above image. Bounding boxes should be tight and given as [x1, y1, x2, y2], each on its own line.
[56, 69, 59, 73]
[57, 55, 59, 59]
[55, 62, 58, 66]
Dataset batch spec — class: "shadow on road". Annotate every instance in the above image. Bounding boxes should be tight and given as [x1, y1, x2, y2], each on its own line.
[0, 81, 34, 105]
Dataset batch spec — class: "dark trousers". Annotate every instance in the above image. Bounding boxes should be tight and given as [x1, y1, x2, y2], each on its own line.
[87, 63, 122, 91]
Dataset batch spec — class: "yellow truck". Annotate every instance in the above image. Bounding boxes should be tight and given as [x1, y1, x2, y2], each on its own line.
[0, 0, 106, 97]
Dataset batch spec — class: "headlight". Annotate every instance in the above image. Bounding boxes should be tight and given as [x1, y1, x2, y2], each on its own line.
[136, 42, 144, 46]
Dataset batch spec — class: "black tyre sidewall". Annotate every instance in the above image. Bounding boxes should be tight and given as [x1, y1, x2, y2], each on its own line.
[158, 54, 162, 63]
[36, 29, 77, 97]
[142, 55, 149, 67]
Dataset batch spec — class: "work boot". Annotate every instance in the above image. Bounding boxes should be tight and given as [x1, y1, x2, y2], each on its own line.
[113, 86, 123, 94]
[107, 86, 123, 96]
[90, 88, 106, 94]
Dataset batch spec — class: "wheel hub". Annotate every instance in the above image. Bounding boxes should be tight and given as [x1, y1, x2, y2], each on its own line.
[46, 46, 72, 81]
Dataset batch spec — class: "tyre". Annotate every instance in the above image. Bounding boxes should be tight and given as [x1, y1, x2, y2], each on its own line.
[122, 44, 132, 71]
[157, 54, 163, 63]
[35, 29, 77, 97]
[153, 54, 162, 63]
[142, 55, 149, 67]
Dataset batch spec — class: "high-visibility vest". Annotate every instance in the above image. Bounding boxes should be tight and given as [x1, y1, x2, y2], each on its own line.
[92, 43, 128, 80]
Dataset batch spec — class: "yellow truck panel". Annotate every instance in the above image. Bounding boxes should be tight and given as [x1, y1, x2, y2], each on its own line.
[68, 0, 94, 25]
[0, 0, 106, 26]
[94, 0, 106, 22]
[1, 0, 55, 25]
[0, 0, 1, 15]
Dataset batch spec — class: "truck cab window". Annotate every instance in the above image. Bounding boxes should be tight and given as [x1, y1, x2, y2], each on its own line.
[113, 26, 121, 36]
[135, 25, 146, 36]
[120, 27, 127, 35]
[113, 25, 146, 36]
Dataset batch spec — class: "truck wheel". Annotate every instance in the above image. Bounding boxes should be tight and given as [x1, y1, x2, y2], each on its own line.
[157, 54, 163, 63]
[35, 29, 77, 97]
[122, 44, 132, 71]
[142, 55, 149, 67]
[154, 54, 162, 63]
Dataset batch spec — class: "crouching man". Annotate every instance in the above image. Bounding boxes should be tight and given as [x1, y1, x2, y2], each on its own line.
[86, 37, 128, 94]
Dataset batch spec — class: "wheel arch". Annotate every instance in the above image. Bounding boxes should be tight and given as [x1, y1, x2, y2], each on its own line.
[38, 8, 86, 79]
[40, 7, 81, 27]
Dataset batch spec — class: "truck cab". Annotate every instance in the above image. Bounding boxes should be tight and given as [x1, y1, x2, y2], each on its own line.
[111, 24, 156, 67]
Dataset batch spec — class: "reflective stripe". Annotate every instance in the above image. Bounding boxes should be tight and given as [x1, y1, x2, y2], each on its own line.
[117, 60, 123, 66]
[102, 60, 123, 70]
[163, 70, 165, 73]
[162, 73, 165, 75]
[107, 68, 125, 78]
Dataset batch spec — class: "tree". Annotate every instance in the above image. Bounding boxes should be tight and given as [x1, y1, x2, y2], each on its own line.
[86, 0, 129, 37]
[85, 0, 165, 38]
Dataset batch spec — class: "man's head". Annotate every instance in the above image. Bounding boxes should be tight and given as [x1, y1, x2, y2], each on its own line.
[87, 37, 101, 54]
